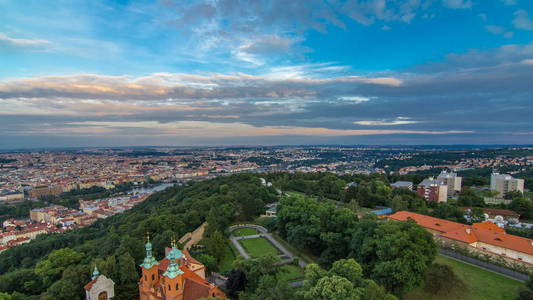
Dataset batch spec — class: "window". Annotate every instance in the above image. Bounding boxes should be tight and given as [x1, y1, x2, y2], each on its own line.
[152, 274, 155, 280]
[175, 283, 179, 290]
[98, 291, 108, 300]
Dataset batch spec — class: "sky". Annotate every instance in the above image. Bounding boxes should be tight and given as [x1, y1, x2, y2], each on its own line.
[1, 0, 533, 148]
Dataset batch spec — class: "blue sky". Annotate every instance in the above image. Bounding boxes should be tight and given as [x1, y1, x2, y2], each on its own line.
[1, 0, 533, 148]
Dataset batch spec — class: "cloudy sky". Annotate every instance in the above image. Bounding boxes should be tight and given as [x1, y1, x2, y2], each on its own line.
[1, 0, 533, 148]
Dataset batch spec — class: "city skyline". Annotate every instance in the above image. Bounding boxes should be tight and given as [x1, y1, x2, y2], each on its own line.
[1, 0, 533, 148]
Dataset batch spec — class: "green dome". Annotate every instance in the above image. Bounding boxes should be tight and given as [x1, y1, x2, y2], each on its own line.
[163, 245, 184, 278]
[167, 246, 184, 261]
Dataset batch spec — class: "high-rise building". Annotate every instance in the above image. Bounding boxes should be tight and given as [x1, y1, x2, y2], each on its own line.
[437, 170, 462, 195]
[490, 173, 524, 198]
[139, 238, 226, 300]
[417, 177, 448, 203]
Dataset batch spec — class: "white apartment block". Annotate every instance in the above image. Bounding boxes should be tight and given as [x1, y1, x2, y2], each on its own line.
[437, 170, 462, 195]
[490, 173, 525, 198]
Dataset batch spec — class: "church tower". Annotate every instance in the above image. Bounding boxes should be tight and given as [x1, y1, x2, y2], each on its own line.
[140, 234, 159, 298]
[161, 239, 185, 300]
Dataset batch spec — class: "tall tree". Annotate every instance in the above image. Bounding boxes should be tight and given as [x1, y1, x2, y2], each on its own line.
[358, 220, 437, 297]
[118, 252, 138, 284]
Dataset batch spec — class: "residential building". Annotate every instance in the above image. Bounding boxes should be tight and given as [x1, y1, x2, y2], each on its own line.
[0, 192, 24, 204]
[417, 177, 448, 202]
[490, 173, 525, 197]
[388, 211, 533, 266]
[437, 170, 462, 195]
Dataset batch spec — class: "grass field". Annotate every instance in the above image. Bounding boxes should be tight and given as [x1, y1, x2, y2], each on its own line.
[232, 227, 259, 236]
[218, 240, 239, 273]
[278, 264, 305, 282]
[239, 237, 280, 258]
[405, 255, 524, 300]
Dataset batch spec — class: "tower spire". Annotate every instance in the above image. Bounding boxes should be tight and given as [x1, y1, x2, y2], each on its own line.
[92, 265, 100, 280]
[140, 232, 158, 269]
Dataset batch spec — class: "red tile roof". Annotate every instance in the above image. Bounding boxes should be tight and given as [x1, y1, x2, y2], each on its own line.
[389, 211, 533, 256]
[472, 221, 505, 233]
[388, 211, 467, 233]
[84, 279, 96, 291]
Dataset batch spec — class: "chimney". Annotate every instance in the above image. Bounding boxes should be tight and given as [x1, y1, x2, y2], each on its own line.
[466, 228, 471, 235]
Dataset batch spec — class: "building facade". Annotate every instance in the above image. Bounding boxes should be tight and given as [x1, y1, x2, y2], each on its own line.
[139, 238, 226, 300]
[417, 178, 448, 202]
[436, 170, 462, 195]
[490, 173, 525, 197]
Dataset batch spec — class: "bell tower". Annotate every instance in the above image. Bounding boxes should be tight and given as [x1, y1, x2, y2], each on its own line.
[162, 239, 185, 300]
[140, 233, 159, 290]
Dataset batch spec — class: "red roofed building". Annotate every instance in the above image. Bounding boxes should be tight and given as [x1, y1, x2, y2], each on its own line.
[139, 239, 226, 300]
[388, 211, 533, 266]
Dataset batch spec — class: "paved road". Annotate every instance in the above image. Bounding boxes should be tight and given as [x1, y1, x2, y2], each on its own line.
[229, 224, 308, 268]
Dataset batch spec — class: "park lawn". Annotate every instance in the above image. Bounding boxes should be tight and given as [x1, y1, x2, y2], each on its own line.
[278, 264, 305, 282]
[232, 227, 259, 237]
[271, 232, 318, 264]
[239, 237, 280, 258]
[218, 240, 238, 273]
[405, 255, 524, 300]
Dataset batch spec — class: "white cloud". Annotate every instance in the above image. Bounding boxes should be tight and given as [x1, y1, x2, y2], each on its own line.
[65, 120, 469, 137]
[485, 25, 514, 39]
[353, 117, 421, 126]
[338, 96, 372, 104]
[443, 0, 473, 9]
[513, 10, 533, 30]
[0, 33, 51, 51]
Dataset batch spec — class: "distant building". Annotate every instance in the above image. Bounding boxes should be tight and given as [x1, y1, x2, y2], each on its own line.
[461, 207, 520, 223]
[0, 192, 24, 204]
[84, 266, 115, 300]
[437, 170, 462, 195]
[264, 203, 279, 218]
[391, 181, 413, 190]
[417, 177, 448, 203]
[490, 173, 524, 198]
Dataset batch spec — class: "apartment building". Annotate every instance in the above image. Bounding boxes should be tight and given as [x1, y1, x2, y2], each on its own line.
[490, 173, 525, 197]
[437, 170, 462, 195]
[417, 177, 448, 202]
